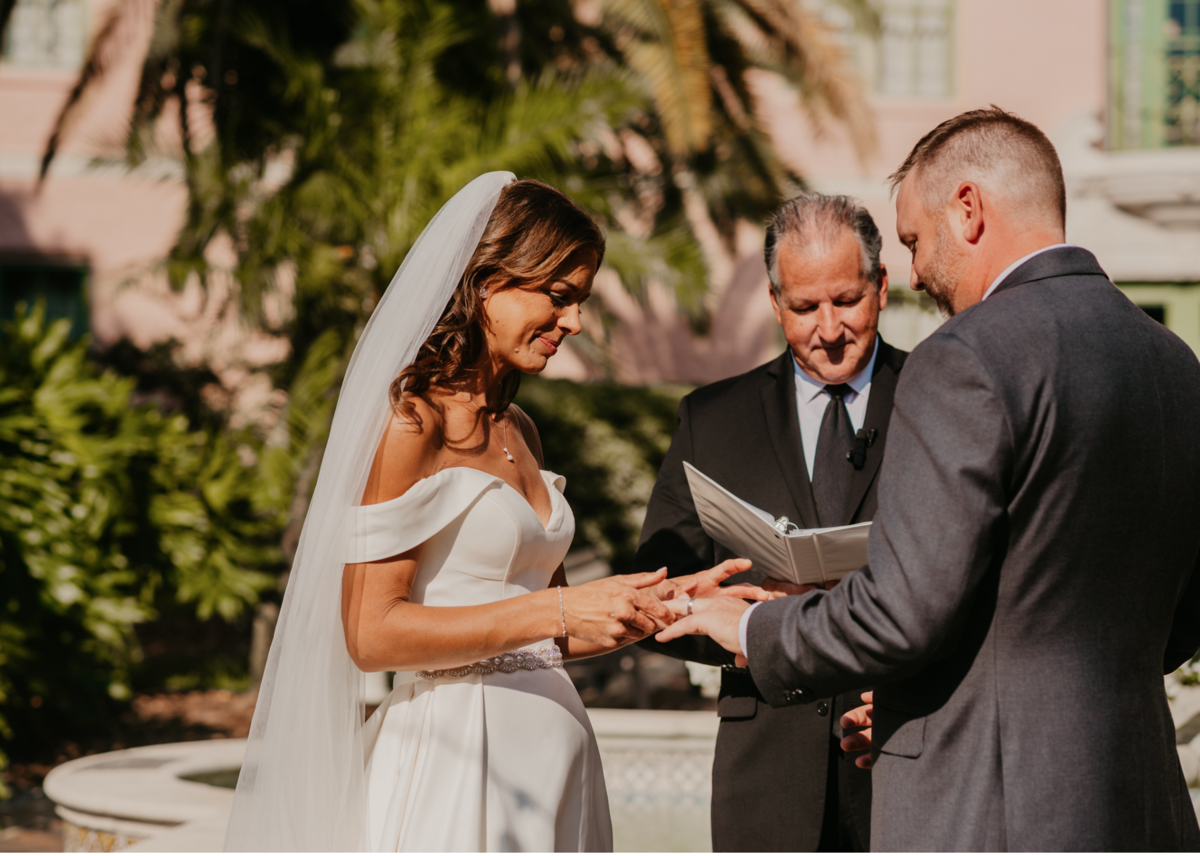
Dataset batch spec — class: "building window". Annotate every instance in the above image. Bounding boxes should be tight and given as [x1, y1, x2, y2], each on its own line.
[1117, 283, 1200, 356]
[875, 0, 955, 98]
[0, 261, 89, 338]
[1166, 0, 1200, 145]
[1138, 303, 1167, 323]
[804, 0, 955, 99]
[1, 0, 87, 70]
[1110, 0, 1200, 149]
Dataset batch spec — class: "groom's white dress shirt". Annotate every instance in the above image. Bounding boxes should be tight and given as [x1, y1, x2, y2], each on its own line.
[981, 243, 1076, 302]
[738, 338, 879, 657]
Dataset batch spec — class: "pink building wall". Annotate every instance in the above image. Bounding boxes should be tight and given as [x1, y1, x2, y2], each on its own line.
[5, 1, 1191, 390]
[0, 0, 287, 419]
[581, 0, 1117, 384]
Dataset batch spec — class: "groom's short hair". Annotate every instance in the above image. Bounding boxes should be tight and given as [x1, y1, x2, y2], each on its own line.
[888, 105, 1066, 229]
[764, 193, 884, 295]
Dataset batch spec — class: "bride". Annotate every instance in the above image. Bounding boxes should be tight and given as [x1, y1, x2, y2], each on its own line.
[224, 173, 759, 851]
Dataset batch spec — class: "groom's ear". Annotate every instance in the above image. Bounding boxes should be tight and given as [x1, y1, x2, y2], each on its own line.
[954, 181, 985, 244]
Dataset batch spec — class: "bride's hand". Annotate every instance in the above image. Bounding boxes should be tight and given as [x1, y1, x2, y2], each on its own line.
[650, 559, 769, 605]
[563, 569, 675, 648]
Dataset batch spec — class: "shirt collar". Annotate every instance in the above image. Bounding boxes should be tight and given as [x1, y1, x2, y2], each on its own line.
[981, 243, 1076, 302]
[792, 336, 879, 403]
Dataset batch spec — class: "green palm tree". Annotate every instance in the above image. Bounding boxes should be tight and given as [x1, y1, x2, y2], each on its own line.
[26, 0, 876, 563]
[603, 0, 876, 160]
[33, 0, 875, 288]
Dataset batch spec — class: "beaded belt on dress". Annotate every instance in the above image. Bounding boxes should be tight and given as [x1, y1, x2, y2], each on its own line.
[416, 644, 563, 680]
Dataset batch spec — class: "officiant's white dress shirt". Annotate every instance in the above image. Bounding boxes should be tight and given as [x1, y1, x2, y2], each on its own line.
[793, 338, 878, 478]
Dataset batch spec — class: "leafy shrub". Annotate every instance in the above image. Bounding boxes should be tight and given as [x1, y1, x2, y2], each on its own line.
[514, 377, 691, 570]
[0, 306, 279, 792]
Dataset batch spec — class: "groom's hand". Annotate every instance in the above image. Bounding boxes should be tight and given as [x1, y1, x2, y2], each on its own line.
[654, 596, 751, 659]
[649, 558, 767, 603]
[839, 691, 874, 769]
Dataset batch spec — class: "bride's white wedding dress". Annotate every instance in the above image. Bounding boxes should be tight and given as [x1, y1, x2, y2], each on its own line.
[347, 466, 613, 851]
[222, 173, 605, 852]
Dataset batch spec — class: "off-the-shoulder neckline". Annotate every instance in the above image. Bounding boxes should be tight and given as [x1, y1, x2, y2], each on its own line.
[359, 465, 565, 531]
[438, 466, 563, 531]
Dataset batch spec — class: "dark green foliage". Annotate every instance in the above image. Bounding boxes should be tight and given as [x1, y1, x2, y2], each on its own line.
[153, 0, 657, 551]
[0, 306, 279, 790]
[515, 377, 691, 569]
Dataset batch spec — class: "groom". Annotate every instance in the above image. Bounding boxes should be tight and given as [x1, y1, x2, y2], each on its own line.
[660, 107, 1200, 850]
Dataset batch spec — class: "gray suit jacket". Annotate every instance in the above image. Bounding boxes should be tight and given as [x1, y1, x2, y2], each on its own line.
[746, 247, 1200, 851]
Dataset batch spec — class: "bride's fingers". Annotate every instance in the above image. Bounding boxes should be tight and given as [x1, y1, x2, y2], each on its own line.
[618, 567, 669, 589]
[622, 609, 656, 636]
[610, 593, 669, 635]
[630, 591, 673, 625]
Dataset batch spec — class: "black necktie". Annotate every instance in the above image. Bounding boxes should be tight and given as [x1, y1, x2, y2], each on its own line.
[812, 383, 854, 528]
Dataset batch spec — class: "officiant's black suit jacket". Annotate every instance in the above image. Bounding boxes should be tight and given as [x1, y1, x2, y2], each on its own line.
[629, 339, 907, 851]
[746, 247, 1200, 850]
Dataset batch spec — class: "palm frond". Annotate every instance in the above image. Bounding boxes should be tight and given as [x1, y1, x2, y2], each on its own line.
[603, 0, 712, 156]
[39, 0, 160, 181]
[721, 0, 876, 163]
[604, 211, 709, 315]
[125, 0, 184, 165]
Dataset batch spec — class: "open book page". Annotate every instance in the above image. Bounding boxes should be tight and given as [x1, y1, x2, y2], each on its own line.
[683, 463, 794, 582]
[684, 463, 872, 586]
[791, 523, 872, 585]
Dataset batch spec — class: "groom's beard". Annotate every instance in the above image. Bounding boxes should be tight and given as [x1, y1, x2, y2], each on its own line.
[922, 221, 965, 318]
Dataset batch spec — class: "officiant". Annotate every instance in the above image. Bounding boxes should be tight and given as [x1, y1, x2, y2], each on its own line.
[625, 193, 907, 852]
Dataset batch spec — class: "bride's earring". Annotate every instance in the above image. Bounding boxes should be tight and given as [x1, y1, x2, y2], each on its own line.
[479, 287, 489, 299]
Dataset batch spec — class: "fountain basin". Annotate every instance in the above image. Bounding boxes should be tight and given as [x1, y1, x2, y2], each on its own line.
[43, 740, 244, 852]
[42, 710, 720, 852]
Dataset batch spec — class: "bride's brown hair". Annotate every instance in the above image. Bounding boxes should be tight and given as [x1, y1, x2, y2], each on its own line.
[390, 179, 605, 417]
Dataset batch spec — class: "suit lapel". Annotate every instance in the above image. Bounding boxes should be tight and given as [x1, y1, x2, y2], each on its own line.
[841, 339, 902, 524]
[760, 351, 821, 529]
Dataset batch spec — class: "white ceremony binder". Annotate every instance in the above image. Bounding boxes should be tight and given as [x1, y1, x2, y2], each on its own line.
[683, 462, 871, 586]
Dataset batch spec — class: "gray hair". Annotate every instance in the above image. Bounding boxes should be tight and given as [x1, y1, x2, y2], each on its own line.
[764, 193, 883, 294]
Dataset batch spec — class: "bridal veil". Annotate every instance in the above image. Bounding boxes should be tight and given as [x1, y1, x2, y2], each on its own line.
[223, 172, 515, 851]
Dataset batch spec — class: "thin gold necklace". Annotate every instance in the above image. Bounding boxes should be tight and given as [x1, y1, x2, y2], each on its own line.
[463, 397, 514, 463]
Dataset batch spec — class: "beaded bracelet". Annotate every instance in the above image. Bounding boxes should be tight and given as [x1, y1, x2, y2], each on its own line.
[557, 585, 567, 638]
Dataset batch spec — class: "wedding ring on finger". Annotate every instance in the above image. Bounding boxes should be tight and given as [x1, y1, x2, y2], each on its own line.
[687, 597, 695, 616]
